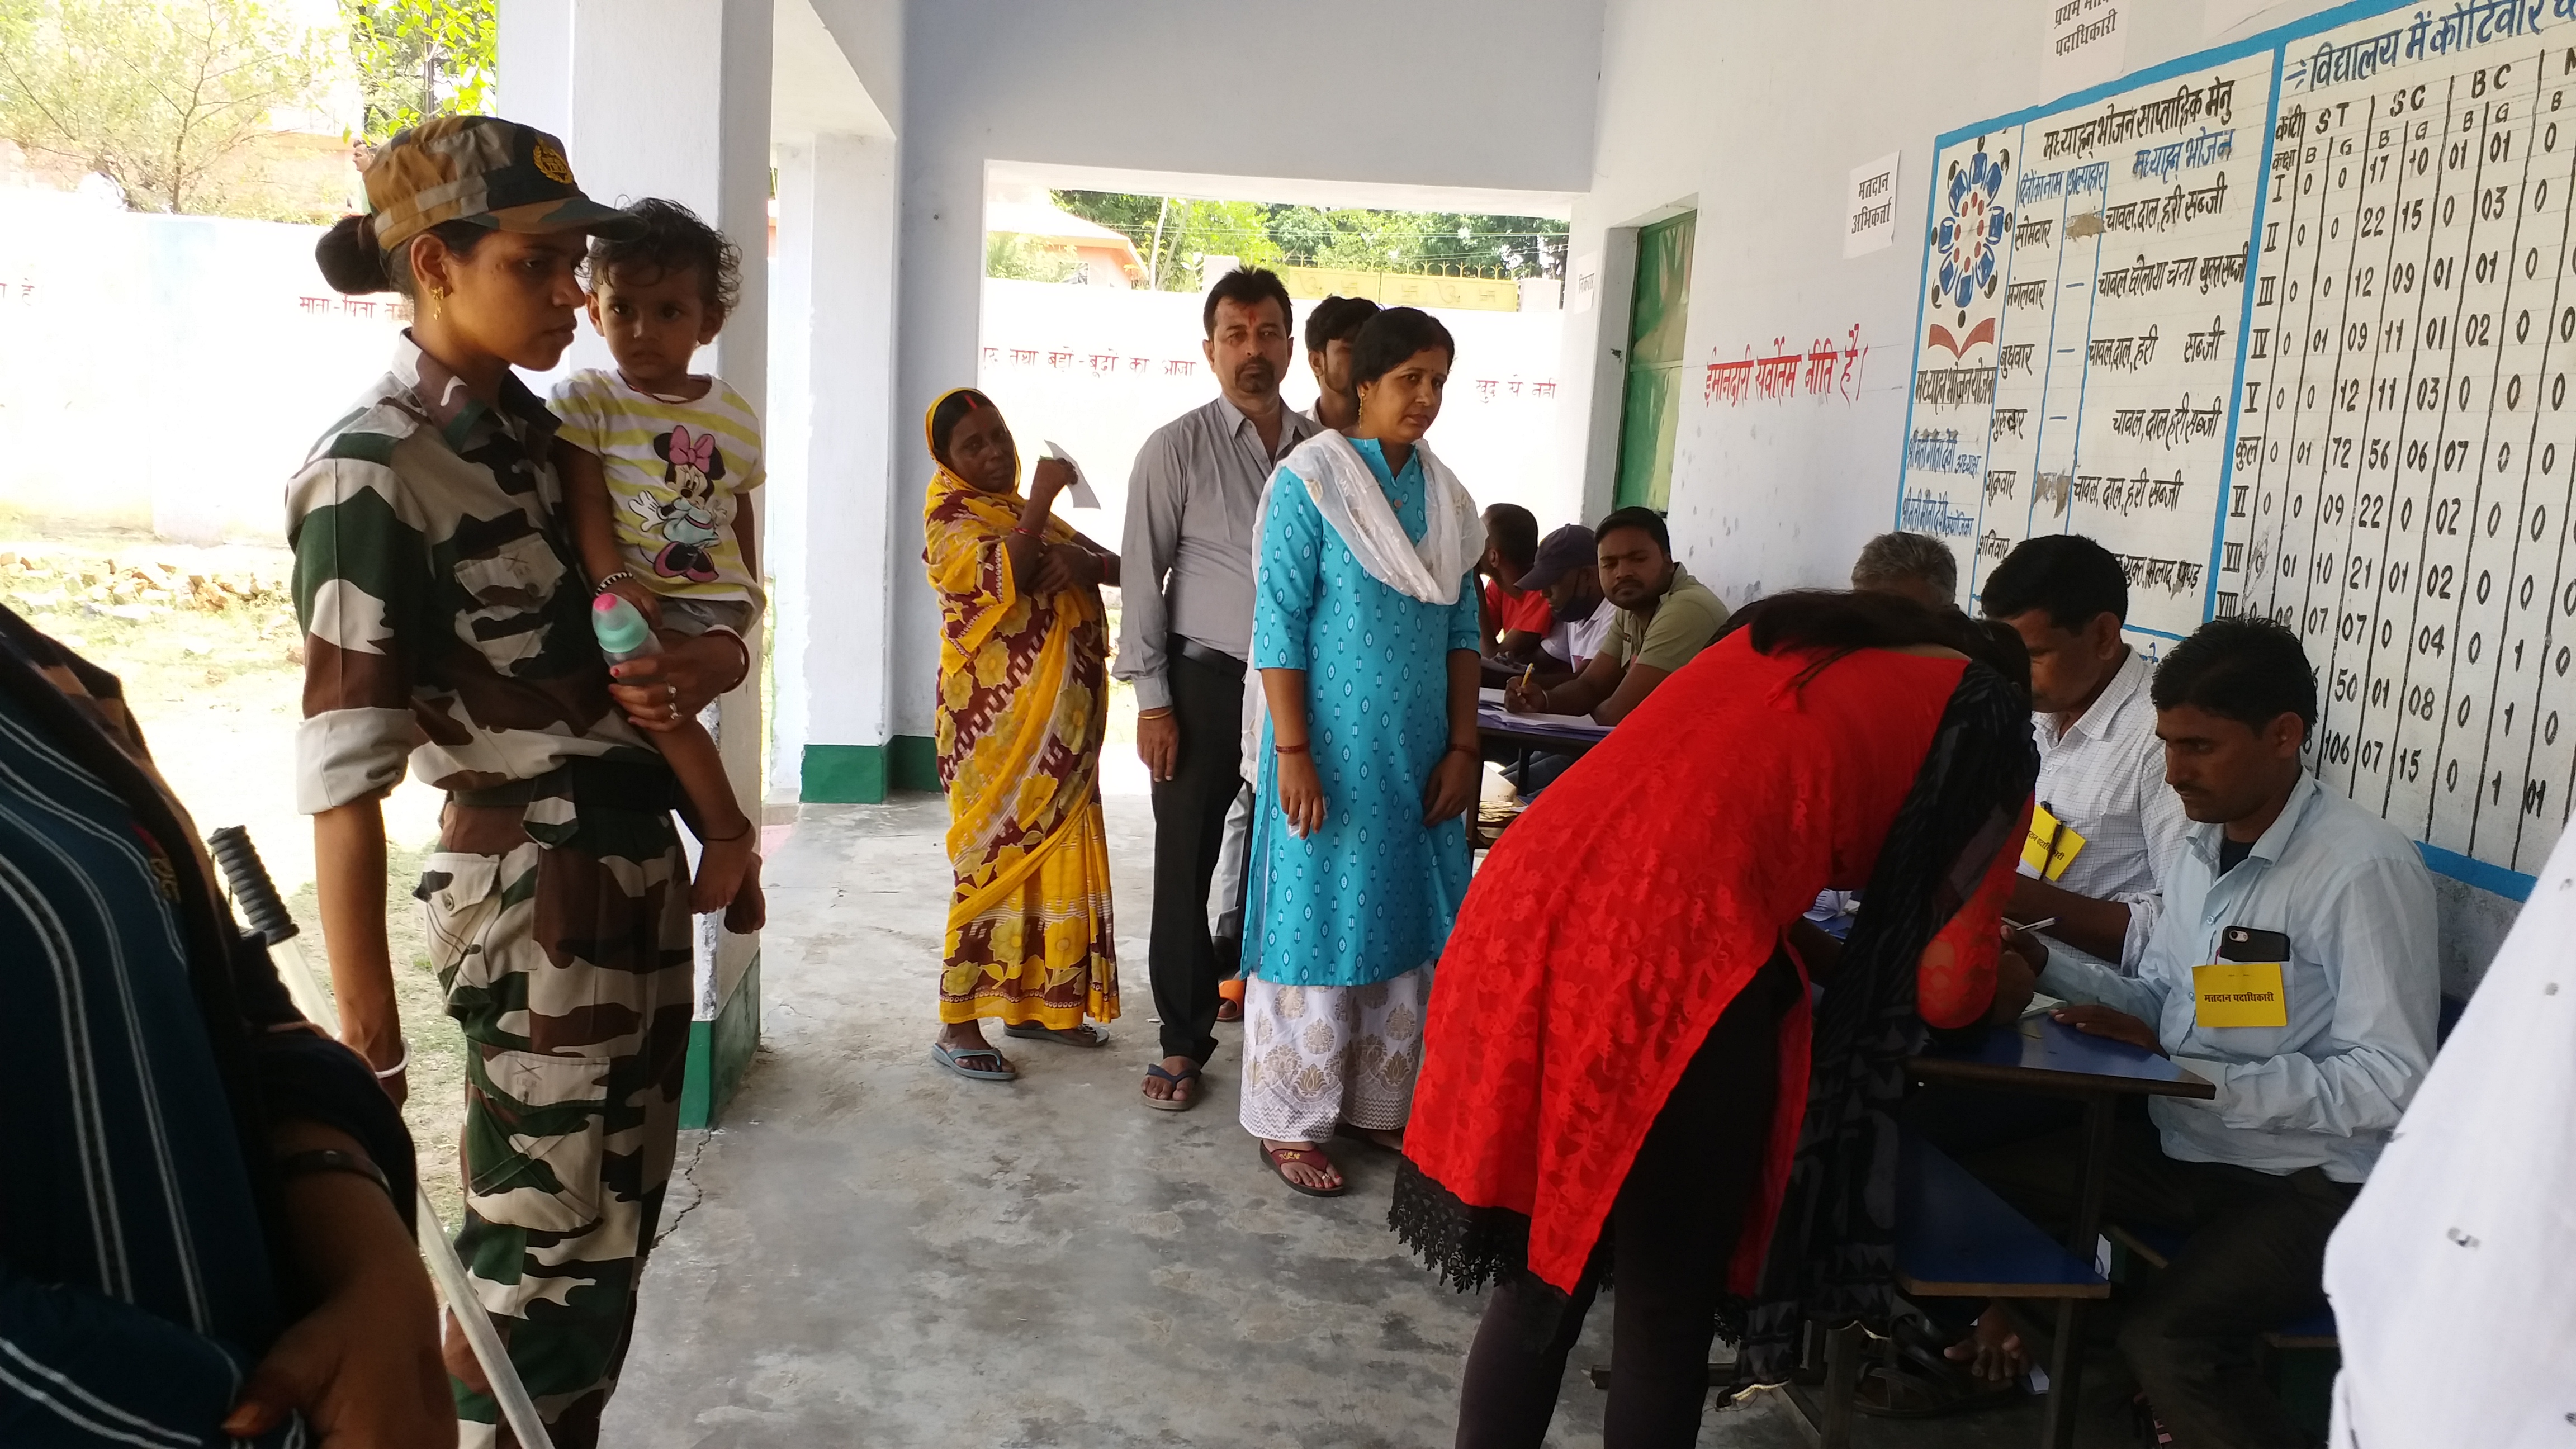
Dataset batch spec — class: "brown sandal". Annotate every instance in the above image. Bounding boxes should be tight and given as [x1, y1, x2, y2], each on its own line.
[1257, 1141, 1348, 1197]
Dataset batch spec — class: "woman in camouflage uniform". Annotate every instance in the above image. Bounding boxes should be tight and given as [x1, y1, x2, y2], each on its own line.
[293, 117, 752, 1448]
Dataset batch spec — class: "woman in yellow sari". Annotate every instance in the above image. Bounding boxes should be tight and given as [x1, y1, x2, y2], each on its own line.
[922, 387, 1121, 1081]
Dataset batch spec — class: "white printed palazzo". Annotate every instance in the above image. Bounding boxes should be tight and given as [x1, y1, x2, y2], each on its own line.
[1239, 966, 1429, 1143]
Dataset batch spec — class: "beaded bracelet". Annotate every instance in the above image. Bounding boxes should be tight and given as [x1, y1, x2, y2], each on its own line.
[594, 570, 638, 594]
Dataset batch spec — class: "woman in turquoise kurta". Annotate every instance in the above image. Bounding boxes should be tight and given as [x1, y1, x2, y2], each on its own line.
[1242, 307, 1485, 1196]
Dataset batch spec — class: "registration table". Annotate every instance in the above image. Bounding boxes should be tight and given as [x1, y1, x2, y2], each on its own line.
[1474, 694, 1609, 779]
[1905, 1013, 2215, 1448]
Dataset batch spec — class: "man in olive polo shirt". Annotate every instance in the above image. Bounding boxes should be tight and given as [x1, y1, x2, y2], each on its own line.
[1502, 505, 1727, 725]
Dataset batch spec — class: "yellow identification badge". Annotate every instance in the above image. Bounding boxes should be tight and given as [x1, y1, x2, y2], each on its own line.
[2021, 802, 2085, 880]
[2193, 961, 2289, 1028]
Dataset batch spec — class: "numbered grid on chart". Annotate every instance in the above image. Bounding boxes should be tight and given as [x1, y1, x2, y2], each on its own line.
[1901, 7, 2576, 884]
[2242, 39, 2576, 874]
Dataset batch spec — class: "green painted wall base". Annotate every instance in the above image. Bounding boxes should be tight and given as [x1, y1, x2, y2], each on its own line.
[801, 737, 940, 803]
[679, 953, 760, 1129]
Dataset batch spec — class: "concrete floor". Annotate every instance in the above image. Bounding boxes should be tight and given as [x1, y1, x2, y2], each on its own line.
[600, 792, 2135, 1448]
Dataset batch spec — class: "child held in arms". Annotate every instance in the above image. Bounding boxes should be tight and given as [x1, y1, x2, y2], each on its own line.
[552, 197, 766, 927]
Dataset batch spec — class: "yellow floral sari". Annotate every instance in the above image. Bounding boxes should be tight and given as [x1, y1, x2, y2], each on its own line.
[921, 394, 1117, 1028]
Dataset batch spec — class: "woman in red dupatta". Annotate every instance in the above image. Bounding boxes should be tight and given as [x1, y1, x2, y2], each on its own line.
[1394, 591, 2041, 1447]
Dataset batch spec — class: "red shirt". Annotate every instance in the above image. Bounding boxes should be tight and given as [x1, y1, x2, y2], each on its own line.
[1404, 634, 2019, 1294]
[1483, 579, 1554, 636]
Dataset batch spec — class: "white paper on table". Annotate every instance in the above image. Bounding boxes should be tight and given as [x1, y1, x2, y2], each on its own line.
[1478, 686, 1507, 705]
[1482, 703, 1605, 731]
[1043, 439, 1101, 509]
[2020, 991, 2068, 1021]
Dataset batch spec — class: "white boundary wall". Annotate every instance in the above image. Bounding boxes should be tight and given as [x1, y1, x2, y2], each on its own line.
[0, 187, 404, 541]
[976, 278, 1579, 539]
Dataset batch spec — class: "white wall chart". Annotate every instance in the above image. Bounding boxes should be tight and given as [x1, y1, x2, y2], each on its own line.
[1896, 0, 2576, 896]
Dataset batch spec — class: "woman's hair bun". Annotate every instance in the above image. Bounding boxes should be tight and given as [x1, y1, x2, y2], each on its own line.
[315, 214, 394, 295]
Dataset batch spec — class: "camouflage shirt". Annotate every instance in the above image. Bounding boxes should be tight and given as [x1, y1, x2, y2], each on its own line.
[289, 334, 660, 813]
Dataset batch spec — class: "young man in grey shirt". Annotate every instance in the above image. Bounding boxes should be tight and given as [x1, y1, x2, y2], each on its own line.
[1116, 268, 1317, 1110]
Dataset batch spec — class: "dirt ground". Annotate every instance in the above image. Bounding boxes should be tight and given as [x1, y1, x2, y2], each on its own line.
[5, 529, 1150, 1230]
[0, 522, 467, 1224]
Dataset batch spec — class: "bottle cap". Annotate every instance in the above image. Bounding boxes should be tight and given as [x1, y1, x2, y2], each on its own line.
[591, 591, 652, 655]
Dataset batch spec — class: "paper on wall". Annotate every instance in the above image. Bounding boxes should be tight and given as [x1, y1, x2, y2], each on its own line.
[2041, 0, 2127, 98]
[1043, 438, 1101, 509]
[1845, 151, 1900, 257]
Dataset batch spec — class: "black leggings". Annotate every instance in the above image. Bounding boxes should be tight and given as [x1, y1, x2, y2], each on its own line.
[1454, 956, 1794, 1449]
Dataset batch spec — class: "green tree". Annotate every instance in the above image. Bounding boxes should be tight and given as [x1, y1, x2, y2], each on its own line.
[1052, 190, 1282, 292]
[984, 231, 1082, 283]
[1053, 190, 1568, 290]
[343, 0, 493, 142]
[0, 0, 325, 215]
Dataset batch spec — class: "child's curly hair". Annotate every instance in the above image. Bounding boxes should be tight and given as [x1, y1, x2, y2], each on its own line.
[586, 197, 742, 312]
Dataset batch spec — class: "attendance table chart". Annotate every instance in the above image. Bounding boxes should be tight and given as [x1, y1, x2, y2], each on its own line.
[1897, 0, 2576, 899]
[1906, 1014, 2216, 1449]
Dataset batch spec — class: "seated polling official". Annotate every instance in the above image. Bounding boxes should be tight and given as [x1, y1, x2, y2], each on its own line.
[1478, 502, 1551, 663]
[1504, 507, 1726, 724]
[1949, 615, 2438, 1449]
[1850, 529, 1960, 611]
[1519, 523, 1609, 686]
[1983, 534, 2186, 976]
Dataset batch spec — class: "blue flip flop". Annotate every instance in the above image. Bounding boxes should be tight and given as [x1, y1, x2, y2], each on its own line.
[931, 1040, 1017, 1082]
[1140, 1062, 1201, 1111]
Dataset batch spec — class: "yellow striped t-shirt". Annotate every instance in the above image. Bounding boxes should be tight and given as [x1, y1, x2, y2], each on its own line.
[550, 369, 765, 612]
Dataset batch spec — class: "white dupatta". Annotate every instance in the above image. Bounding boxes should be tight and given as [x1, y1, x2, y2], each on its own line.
[1280, 430, 1483, 604]
[1239, 432, 1485, 772]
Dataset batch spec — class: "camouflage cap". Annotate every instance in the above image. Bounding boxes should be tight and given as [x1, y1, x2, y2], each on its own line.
[364, 115, 638, 253]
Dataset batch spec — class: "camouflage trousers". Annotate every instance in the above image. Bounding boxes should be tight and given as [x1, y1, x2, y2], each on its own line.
[420, 773, 693, 1449]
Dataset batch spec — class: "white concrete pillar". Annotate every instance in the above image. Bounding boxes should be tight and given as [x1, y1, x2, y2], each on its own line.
[496, 0, 774, 1124]
[768, 132, 902, 801]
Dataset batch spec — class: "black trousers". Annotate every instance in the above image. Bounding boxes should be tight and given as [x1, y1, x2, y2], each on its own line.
[1454, 957, 1796, 1449]
[1966, 1121, 2356, 1449]
[1148, 650, 1243, 1062]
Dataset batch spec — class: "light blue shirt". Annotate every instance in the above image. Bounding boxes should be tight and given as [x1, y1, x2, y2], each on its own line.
[2039, 773, 2438, 1183]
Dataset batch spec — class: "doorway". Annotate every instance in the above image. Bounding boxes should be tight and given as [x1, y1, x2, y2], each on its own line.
[1612, 211, 1695, 511]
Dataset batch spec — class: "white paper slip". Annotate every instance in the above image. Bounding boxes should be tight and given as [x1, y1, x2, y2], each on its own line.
[2020, 991, 2067, 1021]
[1478, 686, 1507, 705]
[1043, 439, 1100, 509]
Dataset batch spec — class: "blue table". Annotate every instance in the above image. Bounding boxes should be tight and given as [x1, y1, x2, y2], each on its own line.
[1913, 1011, 2214, 1100]
[1475, 705, 1610, 760]
[1905, 1014, 2214, 1449]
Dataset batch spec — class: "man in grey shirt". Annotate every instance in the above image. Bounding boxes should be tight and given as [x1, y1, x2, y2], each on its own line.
[1117, 267, 1317, 1109]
